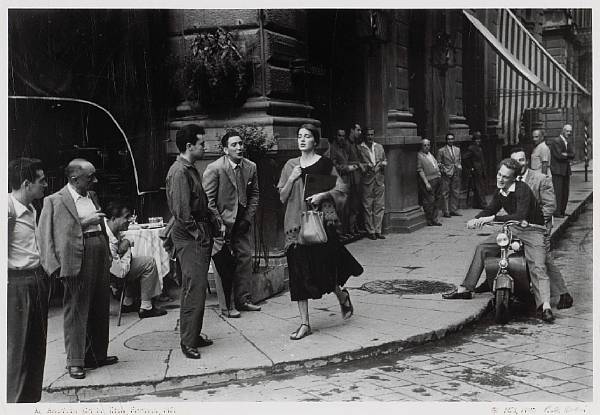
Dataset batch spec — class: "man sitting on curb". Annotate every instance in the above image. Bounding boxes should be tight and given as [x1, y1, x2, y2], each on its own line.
[442, 158, 555, 323]
[104, 207, 167, 319]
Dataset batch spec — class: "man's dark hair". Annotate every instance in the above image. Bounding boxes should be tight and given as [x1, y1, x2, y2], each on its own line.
[348, 123, 360, 133]
[104, 201, 131, 218]
[175, 124, 205, 153]
[298, 123, 321, 146]
[365, 127, 375, 134]
[328, 129, 346, 144]
[498, 158, 521, 178]
[221, 130, 242, 149]
[446, 132, 455, 141]
[510, 146, 525, 155]
[8, 157, 44, 191]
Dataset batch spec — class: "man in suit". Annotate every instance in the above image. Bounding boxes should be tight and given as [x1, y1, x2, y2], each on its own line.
[462, 131, 487, 209]
[417, 139, 443, 226]
[549, 124, 575, 217]
[7, 158, 48, 402]
[510, 148, 573, 309]
[347, 123, 366, 236]
[38, 158, 118, 379]
[437, 132, 462, 217]
[358, 128, 387, 240]
[203, 131, 261, 315]
[166, 124, 215, 359]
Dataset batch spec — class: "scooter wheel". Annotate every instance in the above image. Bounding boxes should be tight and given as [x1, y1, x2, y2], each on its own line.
[494, 288, 511, 324]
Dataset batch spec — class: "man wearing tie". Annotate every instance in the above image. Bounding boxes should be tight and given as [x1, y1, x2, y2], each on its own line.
[38, 158, 117, 379]
[549, 124, 575, 218]
[203, 131, 261, 314]
[437, 132, 463, 217]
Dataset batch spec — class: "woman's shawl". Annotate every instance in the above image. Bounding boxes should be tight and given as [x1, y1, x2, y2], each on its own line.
[277, 157, 348, 249]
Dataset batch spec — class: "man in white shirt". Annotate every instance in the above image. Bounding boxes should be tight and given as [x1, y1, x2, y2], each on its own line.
[7, 158, 48, 402]
[358, 128, 387, 239]
[38, 158, 117, 379]
[104, 207, 166, 319]
[549, 124, 575, 217]
[530, 129, 551, 175]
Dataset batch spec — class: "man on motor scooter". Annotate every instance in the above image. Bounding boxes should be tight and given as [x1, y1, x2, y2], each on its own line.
[442, 158, 555, 323]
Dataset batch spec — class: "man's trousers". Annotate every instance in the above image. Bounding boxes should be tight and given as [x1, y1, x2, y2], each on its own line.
[552, 174, 570, 216]
[545, 232, 569, 299]
[7, 268, 49, 403]
[470, 170, 487, 209]
[230, 209, 254, 307]
[172, 222, 212, 348]
[361, 181, 385, 235]
[441, 173, 461, 214]
[461, 228, 551, 307]
[125, 256, 162, 302]
[418, 177, 443, 223]
[62, 234, 110, 367]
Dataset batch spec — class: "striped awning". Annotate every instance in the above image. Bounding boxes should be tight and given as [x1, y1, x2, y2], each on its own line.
[463, 9, 590, 144]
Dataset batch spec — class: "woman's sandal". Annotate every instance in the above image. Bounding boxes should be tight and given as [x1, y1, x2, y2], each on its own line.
[290, 324, 312, 340]
[340, 288, 354, 320]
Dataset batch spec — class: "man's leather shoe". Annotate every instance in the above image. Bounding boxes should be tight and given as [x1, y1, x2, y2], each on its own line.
[442, 289, 473, 300]
[376, 233, 386, 239]
[238, 302, 261, 312]
[541, 308, 555, 323]
[474, 280, 491, 293]
[367, 233, 377, 240]
[557, 293, 574, 309]
[85, 355, 119, 369]
[197, 334, 214, 348]
[121, 303, 138, 313]
[68, 366, 85, 379]
[221, 308, 241, 318]
[432, 221, 442, 226]
[443, 213, 451, 218]
[139, 306, 167, 319]
[181, 344, 201, 359]
[450, 211, 462, 216]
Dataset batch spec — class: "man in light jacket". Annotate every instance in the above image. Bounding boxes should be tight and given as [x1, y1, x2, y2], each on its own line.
[437, 132, 463, 217]
[358, 128, 387, 239]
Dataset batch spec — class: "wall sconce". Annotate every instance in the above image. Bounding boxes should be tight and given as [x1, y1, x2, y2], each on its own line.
[432, 31, 456, 71]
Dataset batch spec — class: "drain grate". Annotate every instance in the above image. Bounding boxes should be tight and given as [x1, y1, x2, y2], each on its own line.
[359, 279, 456, 295]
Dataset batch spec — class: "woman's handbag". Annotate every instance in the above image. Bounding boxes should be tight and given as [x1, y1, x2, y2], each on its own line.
[298, 209, 328, 245]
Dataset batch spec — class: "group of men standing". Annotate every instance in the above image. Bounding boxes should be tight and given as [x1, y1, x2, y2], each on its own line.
[325, 123, 387, 240]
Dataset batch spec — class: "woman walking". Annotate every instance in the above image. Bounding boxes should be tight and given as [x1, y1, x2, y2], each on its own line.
[278, 124, 363, 340]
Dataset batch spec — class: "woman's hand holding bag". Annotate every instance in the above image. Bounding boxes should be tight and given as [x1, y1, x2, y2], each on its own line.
[298, 200, 328, 245]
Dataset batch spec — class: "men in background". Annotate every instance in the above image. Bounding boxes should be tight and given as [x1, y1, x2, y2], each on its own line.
[166, 124, 214, 359]
[203, 131, 261, 314]
[347, 123, 366, 236]
[7, 158, 48, 402]
[437, 132, 462, 217]
[463, 131, 487, 209]
[549, 124, 575, 218]
[104, 205, 167, 319]
[325, 129, 361, 237]
[510, 149, 573, 309]
[442, 158, 555, 323]
[358, 128, 387, 240]
[38, 158, 117, 379]
[417, 139, 443, 226]
[530, 129, 551, 176]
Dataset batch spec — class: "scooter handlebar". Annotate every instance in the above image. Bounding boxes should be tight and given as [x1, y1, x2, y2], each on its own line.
[485, 220, 546, 230]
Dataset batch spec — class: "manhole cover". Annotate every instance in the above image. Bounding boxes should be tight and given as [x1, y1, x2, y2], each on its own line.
[359, 279, 455, 295]
[125, 330, 180, 351]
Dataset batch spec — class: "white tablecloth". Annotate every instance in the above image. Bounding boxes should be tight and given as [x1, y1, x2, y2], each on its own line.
[121, 227, 170, 288]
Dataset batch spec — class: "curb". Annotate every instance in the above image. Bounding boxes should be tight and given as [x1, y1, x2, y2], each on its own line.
[42, 191, 592, 402]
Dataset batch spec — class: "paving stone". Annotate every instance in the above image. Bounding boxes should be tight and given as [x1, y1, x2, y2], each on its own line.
[478, 350, 537, 366]
[558, 388, 594, 401]
[429, 379, 512, 401]
[373, 392, 415, 401]
[508, 357, 571, 373]
[544, 349, 593, 366]
[511, 389, 576, 402]
[509, 342, 567, 356]
[388, 384, 457, 401]
[380, 365, 450, 384]
[572, 376, 593, 387]
[546, 382, 591, 394]
[544, 366, 593, 381]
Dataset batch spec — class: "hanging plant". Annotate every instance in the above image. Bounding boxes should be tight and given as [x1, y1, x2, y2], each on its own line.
[183, 27, 250, 112]
[223, 124, 277, 162]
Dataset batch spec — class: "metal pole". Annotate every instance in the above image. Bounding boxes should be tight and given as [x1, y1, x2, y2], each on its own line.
[584, 123, 589, 182]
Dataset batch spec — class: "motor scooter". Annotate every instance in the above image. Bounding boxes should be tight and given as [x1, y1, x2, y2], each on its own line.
[483, 220, 545, 324]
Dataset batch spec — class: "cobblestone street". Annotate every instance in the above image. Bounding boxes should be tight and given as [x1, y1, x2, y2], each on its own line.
[113, 204, 593, 403]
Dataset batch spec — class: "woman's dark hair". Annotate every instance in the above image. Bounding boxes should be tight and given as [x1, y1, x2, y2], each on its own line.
[8, 157, 44, 191]
[297, 123, 320, 146]
[175, 124, 205, 153]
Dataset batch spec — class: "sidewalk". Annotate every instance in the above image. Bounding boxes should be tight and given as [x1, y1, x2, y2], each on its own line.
[41, 170, 593, 402]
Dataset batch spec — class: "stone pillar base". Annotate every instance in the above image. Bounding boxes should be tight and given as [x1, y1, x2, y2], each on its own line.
[384, 205, 427, 233]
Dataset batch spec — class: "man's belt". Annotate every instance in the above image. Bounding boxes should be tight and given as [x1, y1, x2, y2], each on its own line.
[8, 266, 44, 277]
[83, 230, 104, 238]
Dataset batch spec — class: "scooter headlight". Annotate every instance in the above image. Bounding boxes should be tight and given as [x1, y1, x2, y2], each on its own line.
[499, 258, 509, 268]
[496, 232, 510, 247]
[510, 241, 521, 251]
